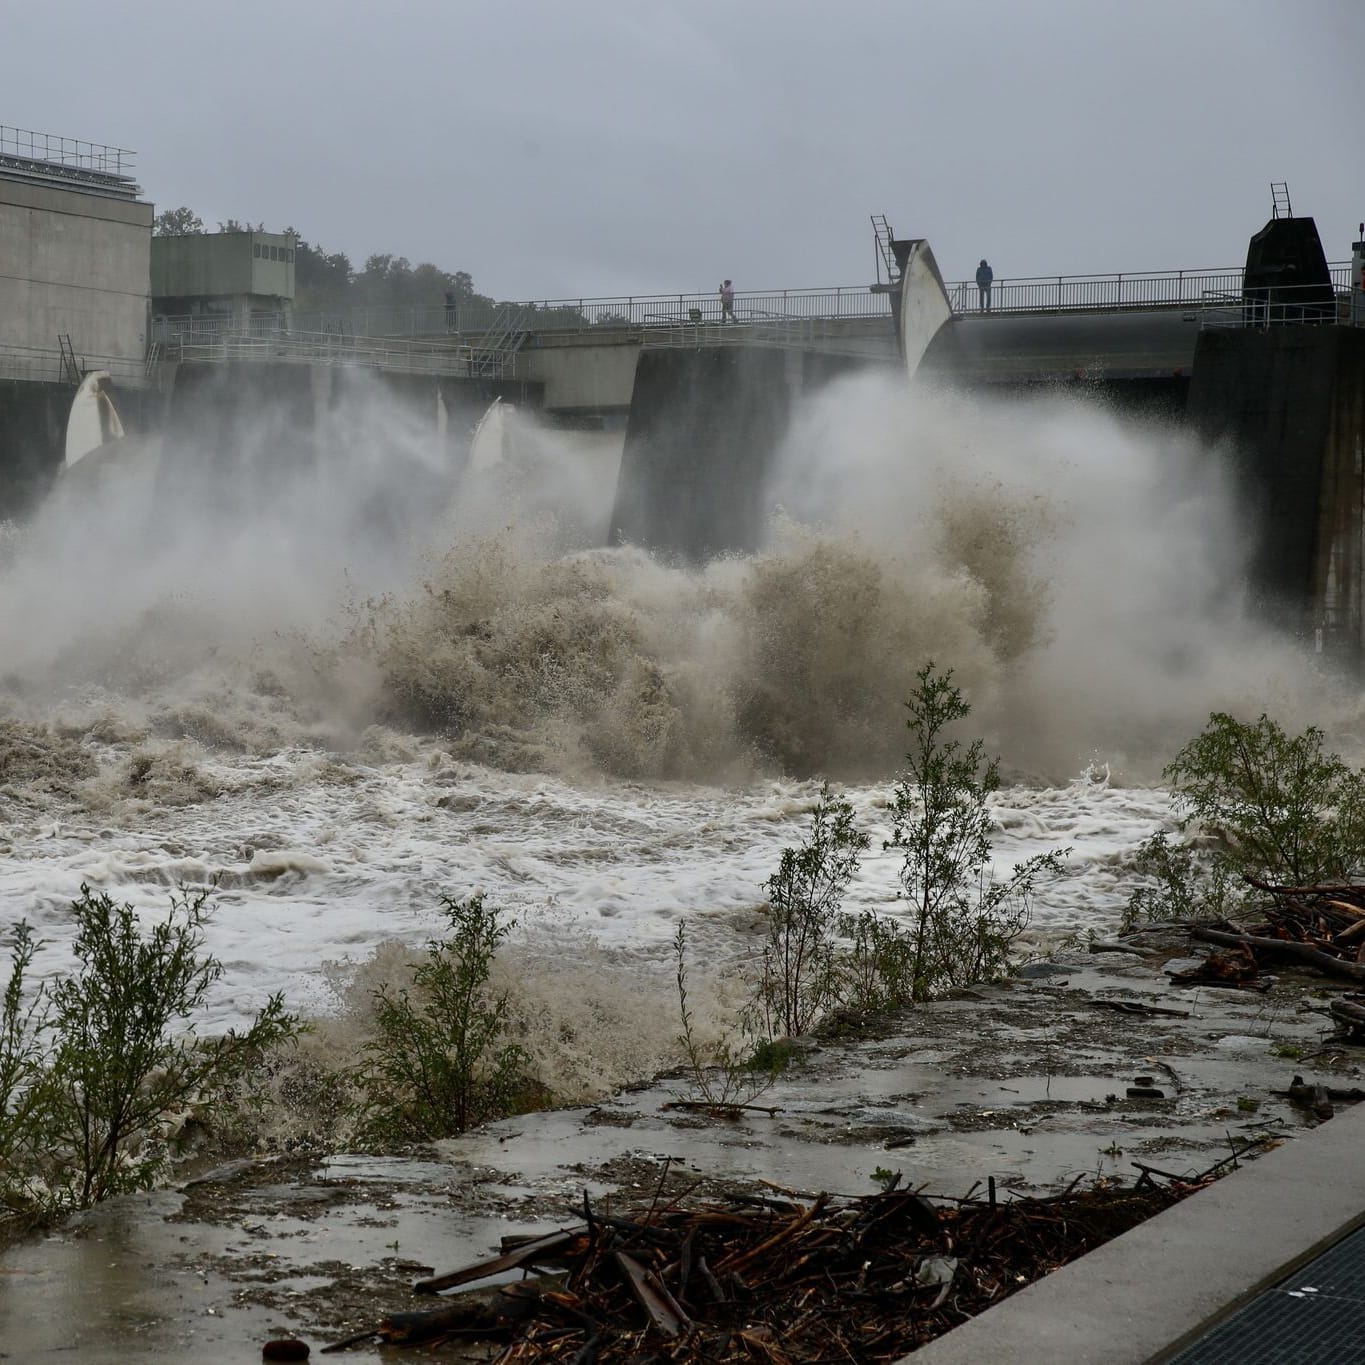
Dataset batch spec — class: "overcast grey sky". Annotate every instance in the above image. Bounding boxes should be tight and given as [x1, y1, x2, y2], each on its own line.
[5, 0, 1361, 300]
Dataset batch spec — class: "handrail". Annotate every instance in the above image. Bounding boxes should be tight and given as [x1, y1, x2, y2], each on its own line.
[159, 329, 499, 379]
[0, 341, 149, 387]
[1199, 280, 1349, 329]
[146, 262, 1358, 346]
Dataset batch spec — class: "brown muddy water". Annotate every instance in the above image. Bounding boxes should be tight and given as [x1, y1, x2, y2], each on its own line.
[2, 946, 1360, 1362]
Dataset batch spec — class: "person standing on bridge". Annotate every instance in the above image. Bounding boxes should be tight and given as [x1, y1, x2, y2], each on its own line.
[975, 259, 994, 312]
[719, 279, 736, 323]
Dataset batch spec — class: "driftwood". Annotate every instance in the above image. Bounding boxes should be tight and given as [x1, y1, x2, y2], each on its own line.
[320, 1284, 546, 1354]
[1285, 1074, 1335, 1121]
[413, 1228, 581, 1295]
[1190, 926, 1365, 982]
[1089, 998, 1190, 1018]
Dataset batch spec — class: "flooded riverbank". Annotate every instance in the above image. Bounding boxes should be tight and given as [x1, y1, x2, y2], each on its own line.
[3, 946, 1358, 1361]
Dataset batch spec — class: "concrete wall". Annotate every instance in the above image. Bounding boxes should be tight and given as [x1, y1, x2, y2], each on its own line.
[0, 178, 151, 367]
[513, 334, 643, 414]
[609, 346, 872, 561]
[1188, 326, 1365, 656]
[508, 318, 898, 417]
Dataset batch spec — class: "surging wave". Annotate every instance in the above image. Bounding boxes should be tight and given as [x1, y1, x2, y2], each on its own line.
[0, 368, 1353, 788]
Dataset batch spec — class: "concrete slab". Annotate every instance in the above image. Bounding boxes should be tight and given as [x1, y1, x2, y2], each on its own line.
[902, 1098, 1365, 1364]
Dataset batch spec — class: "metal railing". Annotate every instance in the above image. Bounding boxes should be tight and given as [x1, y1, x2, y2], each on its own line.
[159, 329, 508, 379]
[943, 263, 1354, 315]
[145, 263, 1361, 357]
[641, 316, 898, 358]
[1199, 282, 1353, 329]
[0, 341, 149, 388]
[0, 124, 135, 176]
[153, 287, 893, 344]
[0, 124, 140, 199]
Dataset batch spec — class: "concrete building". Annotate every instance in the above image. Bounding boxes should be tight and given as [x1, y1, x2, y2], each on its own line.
[0, 124, 152, 513]
[151, 230, 296, 335]
[0, 125, 151, 385]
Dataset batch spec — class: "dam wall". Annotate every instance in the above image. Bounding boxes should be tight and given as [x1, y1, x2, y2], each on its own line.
[608, 345, 874, 562]
[1188, 326, 1365, 655]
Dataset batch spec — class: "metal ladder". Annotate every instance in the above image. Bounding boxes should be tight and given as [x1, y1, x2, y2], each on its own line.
[1271, 182, 1293, 220]
[57, 333, 81, 385]
[871, 214, 900, 285]
[470, 303, 531, 377]
[144, 339, 163, 384]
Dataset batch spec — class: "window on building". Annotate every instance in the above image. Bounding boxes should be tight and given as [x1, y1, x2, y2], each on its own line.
[253, 244, 262, 258]
[270, 246, 279, 261]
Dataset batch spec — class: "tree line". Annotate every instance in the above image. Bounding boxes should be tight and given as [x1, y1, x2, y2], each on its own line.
[152, 206, 500, 320]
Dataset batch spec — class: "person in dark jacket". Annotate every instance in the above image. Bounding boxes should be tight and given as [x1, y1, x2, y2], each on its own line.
[975, 259, 994, 312]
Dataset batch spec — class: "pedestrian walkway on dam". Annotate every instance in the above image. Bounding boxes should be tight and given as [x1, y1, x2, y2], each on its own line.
[902, 1097, 1365, 1364]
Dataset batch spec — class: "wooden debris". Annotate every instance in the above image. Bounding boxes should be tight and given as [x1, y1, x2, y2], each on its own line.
[1179, 881, 1365, 993]
[1090, 998, 1190, 1018]
[323, 1175, 1211, 1361]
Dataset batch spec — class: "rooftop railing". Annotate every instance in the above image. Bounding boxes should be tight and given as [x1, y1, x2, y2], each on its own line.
[0, 124, 141, 199]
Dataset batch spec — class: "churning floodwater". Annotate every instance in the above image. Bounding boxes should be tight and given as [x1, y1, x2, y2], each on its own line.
[0, 370, 1355, 1094]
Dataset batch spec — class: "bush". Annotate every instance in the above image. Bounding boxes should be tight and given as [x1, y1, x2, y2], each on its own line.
[889, 662, 1067, 998]
[754, 784, 868, 1038]
[1125, 713, 1365, 929]
[354, 894, 536, 1143]
[838, 909, 919, 1015]
[1164, 712, 1365, 887]
[0, 886, 298, 1223]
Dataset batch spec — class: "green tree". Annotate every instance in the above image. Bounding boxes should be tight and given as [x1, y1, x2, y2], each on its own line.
[152, 206, 203, 236]
[890, 662, 1068, 997]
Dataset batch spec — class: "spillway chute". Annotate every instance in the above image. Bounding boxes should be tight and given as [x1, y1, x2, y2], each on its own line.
[64, 371, 125, 469]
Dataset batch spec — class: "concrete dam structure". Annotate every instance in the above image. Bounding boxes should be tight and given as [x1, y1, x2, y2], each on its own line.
[606, 219, 1365, 662]
[2, 122, 1362, 664]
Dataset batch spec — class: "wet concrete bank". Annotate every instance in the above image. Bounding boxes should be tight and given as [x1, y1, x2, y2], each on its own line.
[1, 945, 1360, 1360]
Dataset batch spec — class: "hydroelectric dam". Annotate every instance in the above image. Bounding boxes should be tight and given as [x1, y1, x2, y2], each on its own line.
[1, 127, 1363, 660]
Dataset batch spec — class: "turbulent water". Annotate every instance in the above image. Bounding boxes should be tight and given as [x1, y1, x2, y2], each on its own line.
[0, 369, 1356, 1097]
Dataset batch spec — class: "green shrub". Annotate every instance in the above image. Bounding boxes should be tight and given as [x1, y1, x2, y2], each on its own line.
[838, 909, 919, 1014]
[1121, 831, 1235, 930]
[889, 662, 1067, 998]
[354, 894, 535, 1143]
[1164, 712, 1365, 887]
[0, 886, 298, 1223]
[1126, 713, 1365, 929]
[754, 784, 869, 1038]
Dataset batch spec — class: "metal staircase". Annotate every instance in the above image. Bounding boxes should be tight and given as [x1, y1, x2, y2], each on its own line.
[470, 303, 531, 378]
[871, 214, 900, 286]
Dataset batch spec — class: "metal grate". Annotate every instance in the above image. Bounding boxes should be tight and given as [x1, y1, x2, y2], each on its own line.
[1168, 1219, 1365, 1363]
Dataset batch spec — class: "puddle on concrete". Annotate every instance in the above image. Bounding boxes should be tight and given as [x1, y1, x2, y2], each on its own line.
[1, 949, 1358, 1360]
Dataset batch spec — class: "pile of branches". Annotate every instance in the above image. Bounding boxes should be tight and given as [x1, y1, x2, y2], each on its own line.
[1187, 879, 1365, 999]
[324, 1174, 1203, 1361]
